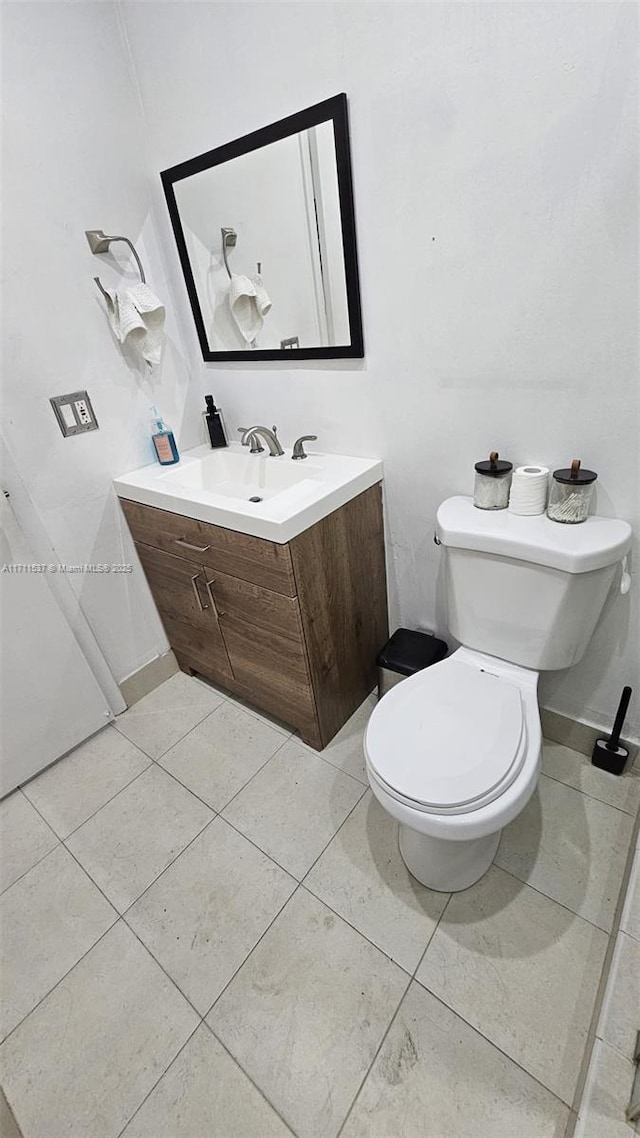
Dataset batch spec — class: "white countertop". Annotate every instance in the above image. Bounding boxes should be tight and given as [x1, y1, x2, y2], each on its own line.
[114, 443, 384, 544]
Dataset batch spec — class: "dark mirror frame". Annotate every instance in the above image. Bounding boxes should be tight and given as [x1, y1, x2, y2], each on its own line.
[160, 94, 364, 362]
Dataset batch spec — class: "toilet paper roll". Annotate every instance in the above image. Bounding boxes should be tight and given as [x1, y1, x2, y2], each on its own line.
[508, 466, 549, 515]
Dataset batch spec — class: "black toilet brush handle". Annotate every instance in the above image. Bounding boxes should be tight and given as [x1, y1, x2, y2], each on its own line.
[608, 686, 632, 751]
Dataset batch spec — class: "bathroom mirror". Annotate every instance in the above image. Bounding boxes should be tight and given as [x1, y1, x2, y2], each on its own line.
[161, 94, 364, 361]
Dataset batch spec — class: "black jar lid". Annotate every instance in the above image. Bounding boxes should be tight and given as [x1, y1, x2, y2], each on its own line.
[474, 450, 513, 476]
[552, 458, 597, 485]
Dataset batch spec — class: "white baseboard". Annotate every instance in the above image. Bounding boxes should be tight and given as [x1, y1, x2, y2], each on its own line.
[119, 651, 179, 708]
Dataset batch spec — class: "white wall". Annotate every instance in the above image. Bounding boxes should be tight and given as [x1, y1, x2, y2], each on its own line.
[122, 0, 639, 739]
[1, 1, 208, 683]
[3, 2, 637, 739]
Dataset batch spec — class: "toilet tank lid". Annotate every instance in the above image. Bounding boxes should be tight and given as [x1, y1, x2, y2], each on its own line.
[436, 497, 632, 574]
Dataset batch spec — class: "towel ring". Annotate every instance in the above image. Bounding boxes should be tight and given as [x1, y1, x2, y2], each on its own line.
[220, 229, 262, 281]
[221, 228, 237, 279]
[85, 229, 147, 300]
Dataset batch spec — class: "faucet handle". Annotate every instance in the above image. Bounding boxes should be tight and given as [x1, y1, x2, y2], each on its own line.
[292, 435, 318, 460]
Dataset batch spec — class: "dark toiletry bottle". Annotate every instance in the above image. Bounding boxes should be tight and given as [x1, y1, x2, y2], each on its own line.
[204, 395, 228, 448]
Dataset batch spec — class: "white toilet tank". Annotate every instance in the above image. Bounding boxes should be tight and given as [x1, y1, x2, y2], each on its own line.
[436, 497, 632, 671]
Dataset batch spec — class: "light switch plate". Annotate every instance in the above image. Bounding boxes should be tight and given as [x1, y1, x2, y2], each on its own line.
[50, 391, 99, 436]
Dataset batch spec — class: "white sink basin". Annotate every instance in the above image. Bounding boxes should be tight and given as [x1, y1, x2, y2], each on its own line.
[114, 443, 383, 543]
[159, 448, 321, 500]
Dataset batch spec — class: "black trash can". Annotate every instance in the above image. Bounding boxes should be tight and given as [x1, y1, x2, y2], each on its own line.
[376, 628, 448, 699]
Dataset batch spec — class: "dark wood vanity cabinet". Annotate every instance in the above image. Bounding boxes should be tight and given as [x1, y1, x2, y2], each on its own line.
[120, 484, 388, 749]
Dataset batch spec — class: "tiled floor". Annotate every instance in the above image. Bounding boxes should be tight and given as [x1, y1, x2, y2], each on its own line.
[1, 671, 638, 1138]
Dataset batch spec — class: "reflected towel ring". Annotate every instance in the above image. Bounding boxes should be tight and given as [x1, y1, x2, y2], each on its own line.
[85, 229, 147, 300]
[221, 227, 237, 279]
[220, 229, 262, 280]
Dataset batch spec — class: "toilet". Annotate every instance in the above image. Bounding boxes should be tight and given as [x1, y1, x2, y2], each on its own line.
[365, 496, 632, 892]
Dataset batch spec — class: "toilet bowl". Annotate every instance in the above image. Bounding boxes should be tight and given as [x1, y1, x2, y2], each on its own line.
[364, 646, 542, 891]
[368, 496, 631, 893]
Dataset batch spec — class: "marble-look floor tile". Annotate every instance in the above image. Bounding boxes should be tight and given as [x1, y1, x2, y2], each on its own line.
[208, 888, 407, 1138]
[0, 922, 199, 1138]
[222, 739, 365, 879]
[22, 726, 150, 838]
[306, 791, 449, 972]
[342, 981, 570, 1138]
[416, 865, 608, 1104]
[574, 1040, 638, 1138]
[127, 817, 296, 1014]
[113, 672, 223, 759]
[159, 701, 286, 810]
[542, 740, 640, 817]
[598, 932, 640, 1061]
[495, 774, 634, 931]
[0, 1088, 22, 1138]
[620, 856, 640, 942]
[67, 765, 213, 912]
[214, 682, 293, 737]
[198, 681, 292, 738]
[0, 845, 116, 1039]
[122, 1024, 293, 1137]
[0, 791, 57, 894]
[300, 694, 376, 784]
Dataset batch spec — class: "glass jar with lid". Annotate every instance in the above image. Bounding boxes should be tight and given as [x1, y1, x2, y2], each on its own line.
[547, 459, 597, 524]
[473, 451, 513, 510]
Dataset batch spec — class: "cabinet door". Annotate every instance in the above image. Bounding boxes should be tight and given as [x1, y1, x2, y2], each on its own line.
[203, 570, 319, 743]
[206, 571, 304, 643]
[220, 614, 319, 745]
[135, 542, 233, 684]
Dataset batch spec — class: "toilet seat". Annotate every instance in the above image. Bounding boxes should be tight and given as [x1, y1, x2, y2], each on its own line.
[366, 657, 527, 816]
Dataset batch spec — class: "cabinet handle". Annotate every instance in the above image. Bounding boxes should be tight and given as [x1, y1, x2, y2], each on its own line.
[190, 574, 209, 611]
[205, 578, 224, 617]
[175, 538, 211, 553]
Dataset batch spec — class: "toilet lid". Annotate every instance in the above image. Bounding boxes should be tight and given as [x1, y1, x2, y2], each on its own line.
[366, 660, 524, 811]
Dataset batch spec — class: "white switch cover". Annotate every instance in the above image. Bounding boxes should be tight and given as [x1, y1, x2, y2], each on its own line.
[60, 404, 77, 429]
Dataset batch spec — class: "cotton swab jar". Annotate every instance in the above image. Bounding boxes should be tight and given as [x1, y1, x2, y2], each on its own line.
[473, 451, 513, 510]
[547, 458, 597, 524]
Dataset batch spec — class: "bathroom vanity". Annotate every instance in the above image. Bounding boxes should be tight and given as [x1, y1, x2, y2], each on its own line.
[115, 445, 387, 749]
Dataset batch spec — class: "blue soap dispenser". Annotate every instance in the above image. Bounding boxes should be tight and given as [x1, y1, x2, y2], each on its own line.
[150, 405, 180, 465]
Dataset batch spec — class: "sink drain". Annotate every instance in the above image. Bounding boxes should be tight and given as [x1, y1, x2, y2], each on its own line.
[249, 496, 263, 503]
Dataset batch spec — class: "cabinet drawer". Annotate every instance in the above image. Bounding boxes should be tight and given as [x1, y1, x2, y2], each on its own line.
[121, 498, 296, 596]
[207, 572, 304, 644]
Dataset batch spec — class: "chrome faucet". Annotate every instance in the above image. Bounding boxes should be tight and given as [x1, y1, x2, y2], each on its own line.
[237, 427, 264, 454]
[239, 425, 284, 457]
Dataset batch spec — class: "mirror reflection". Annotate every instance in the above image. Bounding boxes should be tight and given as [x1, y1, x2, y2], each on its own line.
[161, 94, 363, 361]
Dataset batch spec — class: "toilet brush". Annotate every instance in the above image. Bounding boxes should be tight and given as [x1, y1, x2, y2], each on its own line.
[591, 686, 632, 775]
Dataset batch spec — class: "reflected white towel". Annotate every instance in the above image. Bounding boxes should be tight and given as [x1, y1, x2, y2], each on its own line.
[229, 273, 272, 344]
[252, 274, 272, 319]
[105, 283, 165, 368]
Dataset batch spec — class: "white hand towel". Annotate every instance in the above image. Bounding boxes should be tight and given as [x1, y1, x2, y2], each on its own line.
[228, 273, 272, 344]
[252, 273, 272, 319]
[105, 282, 165, 368]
